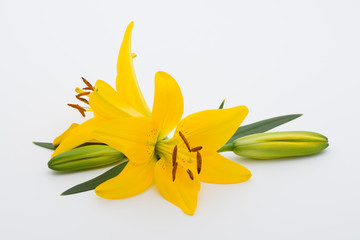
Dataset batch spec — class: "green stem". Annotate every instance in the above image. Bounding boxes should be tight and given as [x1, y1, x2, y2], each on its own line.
[217, 143, 234, 153]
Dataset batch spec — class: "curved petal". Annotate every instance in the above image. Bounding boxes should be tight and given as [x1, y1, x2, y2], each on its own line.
[95, 157, 156, 199]
[116, 22, 151, 117]
[52, 118, 102, 157]
[151, 71, 184, 140]
[94, 117, 158, 164]
[174, 106, 249, 151]
[89, 80, 144, 119]
[199, 150, 252, 184]
[53, 123, 79, 146]
[154, 157, 200, 215]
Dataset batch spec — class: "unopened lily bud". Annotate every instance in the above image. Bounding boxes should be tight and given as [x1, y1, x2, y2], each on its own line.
[233, 131, 328, 159]
[48, 145, 125, 171]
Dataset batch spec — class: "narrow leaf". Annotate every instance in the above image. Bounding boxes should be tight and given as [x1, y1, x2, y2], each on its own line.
[33, 142, 56, 150]
[61, 160, 128, 195]
[219, 99, 225, 109]
[226, 114, 302, 144]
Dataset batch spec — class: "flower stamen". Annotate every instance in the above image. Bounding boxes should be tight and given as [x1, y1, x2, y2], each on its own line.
[179, 131, 191, 152]
[81, 77, 95, 91]
[172, 145, 177, 167]
[67, 103, 86, 117]
[196, 152, 202, 174]
[187, 169, 194, 180]
[172, 162, 178, 182]
[75, 92, 91, 105]
[190, 146, 202, 152]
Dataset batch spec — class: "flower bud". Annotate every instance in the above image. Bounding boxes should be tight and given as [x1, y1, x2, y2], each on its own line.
[48, 145, 125, 171]
[233, 131, 328, 159]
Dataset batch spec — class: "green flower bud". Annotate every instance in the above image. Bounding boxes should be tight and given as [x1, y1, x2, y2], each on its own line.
[48, 145, 125, 171]
[233, 131, 328, 159]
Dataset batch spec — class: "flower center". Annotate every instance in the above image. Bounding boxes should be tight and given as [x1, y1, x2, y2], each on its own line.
[155, 131, 203, 181]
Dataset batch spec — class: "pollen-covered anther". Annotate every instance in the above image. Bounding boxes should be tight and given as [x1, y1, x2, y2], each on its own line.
[81, 77, 95, 91]
[179, 131, 191, 152]
[172, 145, 177, 167]
[75, 92, 91, 104]
[172, 162, 178, 182]
[190, 146, 202, 152]
[196, 151, 202, 174]
[67, 103, 86, 117]
[187, 169, 194, 180]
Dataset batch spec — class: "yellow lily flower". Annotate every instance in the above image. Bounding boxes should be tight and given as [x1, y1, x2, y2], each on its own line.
[93, 71, 251, 215]
[52, 22, 150, 157]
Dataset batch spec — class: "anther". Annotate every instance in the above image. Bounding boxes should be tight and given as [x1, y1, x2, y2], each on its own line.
[172, 145, 177, 167]
[187, 169, 194, 180]
[76, 95, 89, 104]
[83, 87, 94, 91]
[172, 162, 178, 182]
[179, 131, 191, 152]
[81, 77, 94, 91]
[196, 152, 202, 174]
[67, 104, 86, 117]
[190, 146, 203, 152]
[77, 92, 91, 96]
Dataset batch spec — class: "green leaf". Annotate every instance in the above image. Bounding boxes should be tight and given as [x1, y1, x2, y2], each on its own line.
[33, 142, 56, 150]
[33, 141, 107, 151]
[226, 114, 302, 144]
[61, 160, 128, 195]
[219, 99, 225, 109]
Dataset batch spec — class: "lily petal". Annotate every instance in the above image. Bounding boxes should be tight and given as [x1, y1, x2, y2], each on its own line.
[152, 71, 184, 140]
[53, 123, 79, 146]
[175, 106, 249, 151]
[199, 150, 252, 184]
[90, 80, 144, 119]
[154, 157, 200, 215]
[116, 22, 151, 117]
[52, 118, 102, 157]
[94, 117, 158, 164]
[95, 158, 156, 199]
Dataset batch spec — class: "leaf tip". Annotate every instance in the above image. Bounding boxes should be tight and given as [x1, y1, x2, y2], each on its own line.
[219, 99, 225, 109]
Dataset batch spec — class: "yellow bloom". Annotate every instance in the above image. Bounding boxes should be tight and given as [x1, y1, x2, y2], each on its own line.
[93, 71, 251, 215]
[52, 22, 150, 157]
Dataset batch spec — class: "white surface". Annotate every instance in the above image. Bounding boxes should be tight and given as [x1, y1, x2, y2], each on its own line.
[1, 0, 359, 239]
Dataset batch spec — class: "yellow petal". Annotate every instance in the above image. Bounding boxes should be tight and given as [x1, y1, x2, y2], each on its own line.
[89, 80, 144, 119]
[52, 118, 102, 157]
[199, 150, 252, 184]
[94, 117, 158, 164]
[95, 157, 156, 199]
[151, 71, 184, 140]
[175, 106, 249, 151]
[116, 22, 151, 117]
[53, 123, 79, 146]
[154, 157, 200, 215]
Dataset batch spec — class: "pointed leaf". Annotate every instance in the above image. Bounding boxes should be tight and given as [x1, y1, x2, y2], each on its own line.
[61, 160, 128, 195]
[226, 114, 302, 144]
[218, 99, 225, 109]
[33, 142, 56, 150]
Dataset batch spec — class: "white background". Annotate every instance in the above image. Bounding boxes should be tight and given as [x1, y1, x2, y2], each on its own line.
[1, 0, 359, 239]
